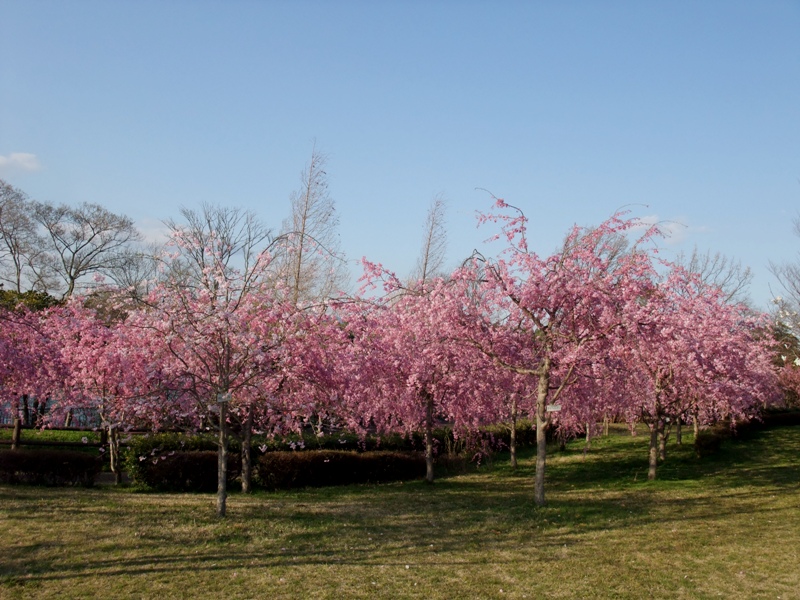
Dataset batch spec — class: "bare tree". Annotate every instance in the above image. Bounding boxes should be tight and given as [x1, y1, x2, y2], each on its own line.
[103, 243, 162, 302]
[411, 194, 448, 287]
[770, 216, 800, 340]
[676, 245, 753, 305]
[163, 204, 273, 300]
[33, 201, 141, 300]
[276, 146, 348, 305]
[0, 179, 51, 292]
[771, 217, 800, 300]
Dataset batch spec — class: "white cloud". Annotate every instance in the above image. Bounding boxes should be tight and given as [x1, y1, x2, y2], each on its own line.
[136, 217, 171, 245]
[0, 152, 42, 173]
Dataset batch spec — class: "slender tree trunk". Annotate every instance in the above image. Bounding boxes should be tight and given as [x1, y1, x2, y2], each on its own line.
[108, 425, 122, 485]
[424, 392, 434, 483]
[64, 409, 73, 428]
[21, 395, 30, 426]
[241, 408, 254, 494]
[583, 422, 591, 461]
[648, 420, 659, 481]
[675, 418, 682, 445]
[31, 398, 40, 429]
[31, 398, 40, 428]
[693, 411, 700, 439]
[509, 395, 518, 470]
[217, 401, 229, 518]
[658, 421, 668, 462]
[603, 414, 609, 437]
[534, 362, 551, 507]
[11, 397, 21, 450]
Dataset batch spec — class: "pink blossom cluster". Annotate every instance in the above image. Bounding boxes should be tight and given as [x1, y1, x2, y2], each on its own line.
[0, 201, 784, 498]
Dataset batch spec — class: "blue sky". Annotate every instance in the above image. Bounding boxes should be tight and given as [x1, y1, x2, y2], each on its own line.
[1, 1, 798, 309]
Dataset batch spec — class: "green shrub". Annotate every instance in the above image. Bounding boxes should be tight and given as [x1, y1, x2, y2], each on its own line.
[123, 432, 232, 483]
[298, 429, 424, 453]
[120, 421, 540, 490]
[283, 421, 538, 454]
[0, 449, 100, 487]
[255, 450, 425, 490]
[130, 450, 241, 492]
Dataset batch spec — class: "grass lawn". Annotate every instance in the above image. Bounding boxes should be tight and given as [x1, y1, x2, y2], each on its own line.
[1, 425, 799, 599]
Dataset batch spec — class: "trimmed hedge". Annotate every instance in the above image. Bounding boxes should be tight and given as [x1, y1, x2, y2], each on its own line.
[0, 449, 100, 487]
[130, 450, 241, 492]
[119, 421, 540, 491]
[123, 432, 233, 486]
[123, 422, 536, 470]
[255, 450, 426, 490]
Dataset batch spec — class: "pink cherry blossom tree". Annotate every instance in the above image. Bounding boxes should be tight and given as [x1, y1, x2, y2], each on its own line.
[339, 265, 499, 483]
[129, 203, 351, 513]
[452, 199, 659, 505]
[132, 275, 284, 513]
[128, 205, 281, 515]
[43, 301, 169, 483]
[0, 304, 65, 448]
[617, 267, 781, 479]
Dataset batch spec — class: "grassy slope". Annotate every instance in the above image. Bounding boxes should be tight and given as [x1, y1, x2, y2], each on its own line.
[1, 425, 798, 600]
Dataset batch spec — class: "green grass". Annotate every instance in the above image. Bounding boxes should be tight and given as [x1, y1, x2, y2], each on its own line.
[1, 425, 799, 599]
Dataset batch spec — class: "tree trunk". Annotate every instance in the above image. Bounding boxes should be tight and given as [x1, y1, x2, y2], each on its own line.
[583, 422, 591, 461]
[241, 408, 254, 494]
[603, 414, 609, 437]
[33, 398, 46, 428]
[648, 420, 659, 481]
[534, 363, 551, 507]
[21, 395, 30, 426]
[10, 396, 21, 450]
[693, 411, 700, 439]
[675, 418, 682, 445]
[64, 408, 73, 428]
[108, 425, 122, 485]
[509, 395, 518, 470]
[217, 401, 229, 518]
[658, 421, 668, 462]
[424, 392, 435, 483]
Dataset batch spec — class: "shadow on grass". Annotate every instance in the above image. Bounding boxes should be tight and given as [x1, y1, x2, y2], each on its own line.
[2, 426, 799, 587]
[540, 424, 800, 489]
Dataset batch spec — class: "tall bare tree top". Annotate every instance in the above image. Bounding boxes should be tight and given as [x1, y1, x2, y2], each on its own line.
[411, 194, 448, 288]
[277, 146, 347, 305]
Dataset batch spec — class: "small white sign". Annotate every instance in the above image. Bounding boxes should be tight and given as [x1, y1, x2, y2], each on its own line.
[546, 404, 561, 412]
